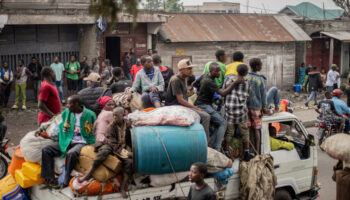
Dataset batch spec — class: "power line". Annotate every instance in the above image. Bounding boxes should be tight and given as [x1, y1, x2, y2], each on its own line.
[217, 0, 280, 13]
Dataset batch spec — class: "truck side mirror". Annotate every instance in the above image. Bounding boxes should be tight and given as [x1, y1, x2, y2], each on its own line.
[308, 134, 315, 146]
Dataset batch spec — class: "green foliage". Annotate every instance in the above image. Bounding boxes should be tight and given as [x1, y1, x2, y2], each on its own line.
[165, 0, 183, 12]
[142, 0, 164, 11]
[333, 0, 349, 16]
[143, 0, 183, 12]
[89, 0, 140, 24]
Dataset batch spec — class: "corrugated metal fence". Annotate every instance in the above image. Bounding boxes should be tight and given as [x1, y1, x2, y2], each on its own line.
[0, 51, 80, 70]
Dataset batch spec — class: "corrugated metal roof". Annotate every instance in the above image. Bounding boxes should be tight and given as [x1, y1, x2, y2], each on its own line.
[285, 2, 343, 20]
[161, 14, 311, 42]
[321, 31, 350, 41]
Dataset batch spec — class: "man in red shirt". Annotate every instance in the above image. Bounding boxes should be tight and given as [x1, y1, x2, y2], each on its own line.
[38, 67, 61, 125]
[130, 58, 143, 81]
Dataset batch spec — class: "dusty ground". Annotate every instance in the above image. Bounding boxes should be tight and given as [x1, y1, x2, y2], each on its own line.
[3, 101, 41, 146]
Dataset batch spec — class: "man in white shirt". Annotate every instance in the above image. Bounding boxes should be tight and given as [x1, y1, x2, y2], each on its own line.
[326, 64, 339, 92]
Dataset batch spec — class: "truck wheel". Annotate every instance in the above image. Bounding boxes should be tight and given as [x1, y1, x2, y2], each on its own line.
[275, 189, 292, 200]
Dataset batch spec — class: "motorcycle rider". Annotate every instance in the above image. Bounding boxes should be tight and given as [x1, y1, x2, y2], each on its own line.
[331, 89, 350, 134]
[315, 92, 344, 132]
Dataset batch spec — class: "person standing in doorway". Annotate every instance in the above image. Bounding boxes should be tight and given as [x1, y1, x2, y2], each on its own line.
[130, 48, 136, 66]
[50, 56, 65, 103]
[28, 57, 42, 102]
[38, 67, 61, 125]
[326, 64, 339, 93]
[0, 61, 14, 108]
[79, 56, 90, 91]
[305, 66, 323, 108]
[12, 59, 32, 110]
[66, 55, 80, 97]
[122, 52, 132, 80]
[130, 58, 143, 82]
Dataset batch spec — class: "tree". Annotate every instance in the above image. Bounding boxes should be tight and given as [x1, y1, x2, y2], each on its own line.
[165, 0, 183, 12]
[142, 0, 164, 11]
[333, 0, 349, 16]
[89, 0, 140, 24]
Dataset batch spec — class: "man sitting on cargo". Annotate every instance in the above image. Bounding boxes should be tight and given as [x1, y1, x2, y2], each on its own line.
[131, 55, 164, 108]
[193, 62, 244, 151]
[78, 107, 132, 198]
[40, 95, 96, 189]
[165, 59, 211, 138]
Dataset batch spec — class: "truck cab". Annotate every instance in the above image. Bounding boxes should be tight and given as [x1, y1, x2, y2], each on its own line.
[31, 112, 318, 200]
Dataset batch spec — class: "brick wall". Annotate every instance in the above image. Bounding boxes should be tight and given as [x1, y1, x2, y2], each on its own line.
[156, 41, 296, 89]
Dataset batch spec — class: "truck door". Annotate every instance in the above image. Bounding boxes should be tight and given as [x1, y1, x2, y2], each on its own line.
[262, 119, 314, 193]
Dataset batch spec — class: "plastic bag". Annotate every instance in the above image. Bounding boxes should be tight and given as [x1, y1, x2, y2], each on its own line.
[128, 105, 200, 126]
[2, 185, 28, 200]
[20, 131, 55, 164]
[54, 157, 65, 174]
[321, 133, 350, 162]
[39, 114, 63, 141]
[212, 168, 234, 185]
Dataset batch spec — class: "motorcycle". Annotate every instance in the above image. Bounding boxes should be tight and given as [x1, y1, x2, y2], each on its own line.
[316, 119, 338, 147]
[0, 114, 10, 179]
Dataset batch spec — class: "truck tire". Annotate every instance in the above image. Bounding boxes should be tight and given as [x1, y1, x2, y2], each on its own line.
[275, 189, 292, 200]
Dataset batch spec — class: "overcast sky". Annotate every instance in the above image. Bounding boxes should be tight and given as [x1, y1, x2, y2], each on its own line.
[181, 0, 341, 13]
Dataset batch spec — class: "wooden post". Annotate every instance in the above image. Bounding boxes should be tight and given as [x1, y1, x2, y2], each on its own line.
[329, 38, 334, 67]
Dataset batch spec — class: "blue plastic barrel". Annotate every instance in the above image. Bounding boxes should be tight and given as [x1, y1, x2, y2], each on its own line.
[132, 124, 207, 174]
[294, 84, 301, 92]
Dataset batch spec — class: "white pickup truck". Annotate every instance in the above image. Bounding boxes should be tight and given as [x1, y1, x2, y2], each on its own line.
[31, 112, 319, 200]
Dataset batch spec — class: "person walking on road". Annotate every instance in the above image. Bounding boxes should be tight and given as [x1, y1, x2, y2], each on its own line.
[305, 66, 323, 107]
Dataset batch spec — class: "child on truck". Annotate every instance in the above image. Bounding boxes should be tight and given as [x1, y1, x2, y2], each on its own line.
[188, 162, 216, 200]
[223, 64, 253, 161]
[246, 58, 270, 154]
[78, 107, 132, 198]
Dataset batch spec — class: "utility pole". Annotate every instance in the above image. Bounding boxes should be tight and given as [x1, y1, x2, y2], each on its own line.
[246, 0, 249, 13]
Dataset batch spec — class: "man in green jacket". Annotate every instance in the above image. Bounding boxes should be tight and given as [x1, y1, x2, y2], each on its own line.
[40, 95, 96, 188]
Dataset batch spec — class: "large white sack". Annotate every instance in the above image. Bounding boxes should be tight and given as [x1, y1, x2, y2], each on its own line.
[206, 147, 231, 173]
[128, 105, 200, 126]
[321, 133, 350, 162]
[149, 171, 189, 187]
[20, 131, 55, 164]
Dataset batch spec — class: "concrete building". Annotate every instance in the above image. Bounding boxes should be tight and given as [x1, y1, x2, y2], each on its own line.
[156, 13, 311, 89]
[292, 18, 350, 76]
[279, 2, 343, 20]
[0, 0, 167, 68]
[184, 2, 240, 14]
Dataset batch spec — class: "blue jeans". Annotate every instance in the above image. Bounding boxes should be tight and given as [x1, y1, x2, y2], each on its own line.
[141, 92, 161, 108]
[327, 86, 334, 93]
[344, 118, 350, 134]
[125, 73, 132, 80]
[54, 80, 64, 101]
[306, 90, 317, 104]
[197, 104, 227, 151]
[267, 87, 280, 108]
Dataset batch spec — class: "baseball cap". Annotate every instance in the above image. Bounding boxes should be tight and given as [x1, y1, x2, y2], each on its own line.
[178, 59, 196, 70]
[83, 72, 101, 82]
